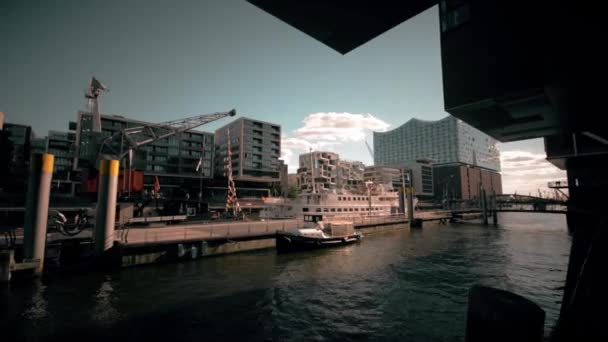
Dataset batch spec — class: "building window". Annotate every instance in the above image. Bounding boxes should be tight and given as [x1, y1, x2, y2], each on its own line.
[303, 208, 309, 212]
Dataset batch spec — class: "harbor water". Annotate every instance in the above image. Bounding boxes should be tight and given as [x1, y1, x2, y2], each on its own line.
[1, 212, 570, 341]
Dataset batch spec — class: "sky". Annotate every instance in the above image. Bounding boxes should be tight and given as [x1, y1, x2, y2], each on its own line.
[0, 0, 566, 194]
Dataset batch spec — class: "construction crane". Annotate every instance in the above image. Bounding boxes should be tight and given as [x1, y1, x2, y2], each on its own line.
[98, 109, 236, 161]
[365, 140, 374, 160]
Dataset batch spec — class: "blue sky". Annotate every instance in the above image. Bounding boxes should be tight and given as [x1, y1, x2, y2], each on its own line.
[0, 0, 565, 194]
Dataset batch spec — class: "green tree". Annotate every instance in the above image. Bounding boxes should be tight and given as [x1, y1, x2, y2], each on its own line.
[287, 185, 299, 199]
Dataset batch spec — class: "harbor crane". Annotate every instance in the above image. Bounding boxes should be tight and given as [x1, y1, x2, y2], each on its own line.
[83, 78, 236, 197]
[98, 109, 236, 161]
[95, 108, 236, 198]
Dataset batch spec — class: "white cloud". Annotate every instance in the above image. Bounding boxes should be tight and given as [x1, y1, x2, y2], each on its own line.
[294, 112, 390, 142]
[281, 112, 390, 172]
[499, 150, 567, 194]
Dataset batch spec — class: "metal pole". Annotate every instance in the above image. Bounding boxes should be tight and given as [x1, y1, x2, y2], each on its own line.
[492, 192, 498, 226]
[482, 188, 488, 225]
[407, 185, 414, 224]
[401, 168, 407, 216]
[127, 149, 132, 199]
[94, 159, 119, 256]
[23, 153, 54, 275]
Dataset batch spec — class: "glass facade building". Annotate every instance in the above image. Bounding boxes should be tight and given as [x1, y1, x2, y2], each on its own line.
[373, 116, 501, 171]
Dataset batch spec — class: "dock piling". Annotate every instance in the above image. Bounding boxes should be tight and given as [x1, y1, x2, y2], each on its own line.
[481, 189, 488, 225]
[0, 250, 14, 282]
[23, 153, 54, 275]
[492, 194, 498, 226]
[94, 159, 119, 256]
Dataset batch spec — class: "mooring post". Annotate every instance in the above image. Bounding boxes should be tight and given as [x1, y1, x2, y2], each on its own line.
[0, 250, 14, 283]
[94, 159, 119, 257]
[492, 193, 498, 226]
[405, 170, 422, 228]
[23, 153, 54, 275]
[481, 188, 488, 225]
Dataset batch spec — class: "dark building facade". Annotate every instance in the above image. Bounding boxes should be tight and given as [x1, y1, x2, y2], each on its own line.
[1, 123, 34, 193]
[433, 164, 502, 202]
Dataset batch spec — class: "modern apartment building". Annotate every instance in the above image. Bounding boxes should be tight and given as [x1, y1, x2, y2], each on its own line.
[363, 166, 402, 188]
[214, 117, 281, 182]
[3, 123, 33, 169]
[297, 151, 339, 192]
[297, 151, 366, 192]
[373, 115, 501, 172]
[46, 130, 77, 195]
[401, 159, 434, 197]
[336, 160, 365, 189]
[0, 122, 33, 194]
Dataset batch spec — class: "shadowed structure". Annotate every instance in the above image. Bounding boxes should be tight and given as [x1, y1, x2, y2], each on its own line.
[247, 0, 436, 55]
[246, 1, 606, 340]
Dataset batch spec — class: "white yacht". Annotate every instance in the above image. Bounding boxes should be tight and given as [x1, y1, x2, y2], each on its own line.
[260, 183, 414, 220]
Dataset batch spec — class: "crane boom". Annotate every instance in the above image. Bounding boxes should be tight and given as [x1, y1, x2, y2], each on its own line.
[365, 140, 374, 160]
[99, 109, 236, 160]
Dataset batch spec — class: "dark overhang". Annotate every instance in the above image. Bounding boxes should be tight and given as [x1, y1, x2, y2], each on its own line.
[246, 1, 606, 169]
[247, 0, 437, 54]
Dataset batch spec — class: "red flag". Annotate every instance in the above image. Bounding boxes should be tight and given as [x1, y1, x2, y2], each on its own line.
[154, 176, 160, 193]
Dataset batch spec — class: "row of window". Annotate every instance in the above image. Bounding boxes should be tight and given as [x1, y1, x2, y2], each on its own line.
[302, 207, 383, 213]
[338, 196, 369, 201]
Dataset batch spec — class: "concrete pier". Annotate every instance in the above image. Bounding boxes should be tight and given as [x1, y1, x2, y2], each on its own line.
[94, 159, 119, 256]
[23, 153, 54, 274]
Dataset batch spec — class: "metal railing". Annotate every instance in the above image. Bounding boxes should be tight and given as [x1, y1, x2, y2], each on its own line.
[116, 219, 305, 246]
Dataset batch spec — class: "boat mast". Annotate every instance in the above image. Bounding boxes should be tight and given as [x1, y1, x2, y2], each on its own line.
[225, 127, 241, 218]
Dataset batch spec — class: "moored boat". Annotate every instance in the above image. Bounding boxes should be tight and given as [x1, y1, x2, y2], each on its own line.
[275, 214, 362, 253]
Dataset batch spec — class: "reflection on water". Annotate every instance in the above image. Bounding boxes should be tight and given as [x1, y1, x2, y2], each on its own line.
[22, 279, 47, 320]
[1, 213, 570, 341]
[92, 276, 121, 324]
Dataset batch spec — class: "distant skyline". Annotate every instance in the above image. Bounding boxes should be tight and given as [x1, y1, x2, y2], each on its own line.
[1, 0, 565, 194]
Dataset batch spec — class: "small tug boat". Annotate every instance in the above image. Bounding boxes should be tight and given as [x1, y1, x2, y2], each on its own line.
[276, 214, 362, 253]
